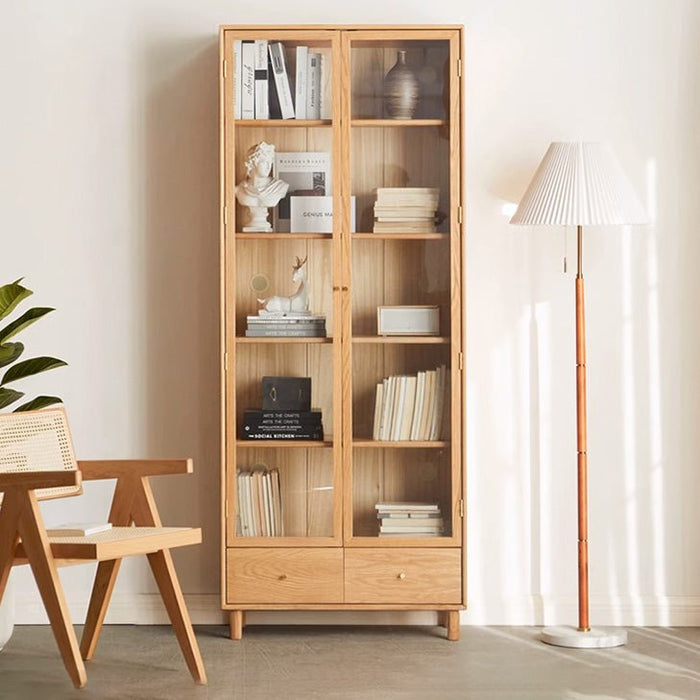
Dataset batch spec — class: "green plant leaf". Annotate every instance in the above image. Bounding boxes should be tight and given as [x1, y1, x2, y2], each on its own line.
[1, 356, 67, 386]
[0, 282, 32, 322]
[0, 387, 24, 409]
[0, 307, 54, 344]
[0, 342, 24, 368]
[13, 395, 63, 412]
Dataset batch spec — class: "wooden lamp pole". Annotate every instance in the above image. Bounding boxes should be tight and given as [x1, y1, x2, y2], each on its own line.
[575, 224, 589, 633]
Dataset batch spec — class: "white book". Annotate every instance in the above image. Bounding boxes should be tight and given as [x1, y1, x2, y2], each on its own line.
[236, 472, 247, 536]
[254, 40, 269, 119]
[240, 40, 255, 120]
[420, 370, 436, 440]
[268, 42, 295, 119]
[317, 48, 333, 120]
[372, 382, 383, 440]
[390, 376, 406, 441]
[244, 472, 256, 536]
[306, 52, 322, 119]
[273, 151, 331, 232]
[294, 46, 308, 119]
[263, 470, 273, 536]
[399, 375, 417, 441]
[410, 371, 425, 440]
[430, 365, 446, 440]
[380, 377, 395, 441]
[233, 40, 242, 119]
[47, 522, 112, 537]
[289, 195, 355, 233]
[271, 468, 283, 536]
[375, 501, 440, 512]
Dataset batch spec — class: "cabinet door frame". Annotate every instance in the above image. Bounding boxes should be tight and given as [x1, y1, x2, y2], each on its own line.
[339, 28, 464, 548]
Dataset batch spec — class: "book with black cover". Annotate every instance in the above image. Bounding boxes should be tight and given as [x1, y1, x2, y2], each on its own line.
[261, 376, 311, 411]
[243, 409, 322, 426]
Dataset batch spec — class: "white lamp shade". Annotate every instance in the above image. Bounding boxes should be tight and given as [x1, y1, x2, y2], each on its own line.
[510, 142, 647, 226]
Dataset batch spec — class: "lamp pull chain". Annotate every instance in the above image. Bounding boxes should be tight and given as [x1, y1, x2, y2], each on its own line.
[563, 227, 568, 273]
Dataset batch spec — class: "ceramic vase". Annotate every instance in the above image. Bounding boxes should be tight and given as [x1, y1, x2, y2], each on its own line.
[383, 50, 419, 119]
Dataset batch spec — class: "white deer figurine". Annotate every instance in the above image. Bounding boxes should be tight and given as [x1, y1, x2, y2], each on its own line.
[258, 256, 310, 314]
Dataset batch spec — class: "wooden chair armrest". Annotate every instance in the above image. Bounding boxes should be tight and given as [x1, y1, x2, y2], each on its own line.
[77, 459, 193, 481]
[0, 470, 81, 492]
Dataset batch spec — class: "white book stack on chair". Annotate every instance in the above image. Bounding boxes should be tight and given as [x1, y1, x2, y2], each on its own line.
[46, 522, 113, 537]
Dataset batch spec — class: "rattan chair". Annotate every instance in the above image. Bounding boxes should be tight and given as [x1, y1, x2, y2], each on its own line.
[0, 408, 206, 688]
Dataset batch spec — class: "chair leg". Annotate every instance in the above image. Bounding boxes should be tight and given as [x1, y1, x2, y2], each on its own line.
[147, 549, 207, 685]
[0, 492, 23, 605]
[80, 559, 122, 660]
[18, 492, 87, 689]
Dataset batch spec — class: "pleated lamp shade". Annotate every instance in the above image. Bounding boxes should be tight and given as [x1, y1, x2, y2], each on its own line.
[510, 142, 647, 226]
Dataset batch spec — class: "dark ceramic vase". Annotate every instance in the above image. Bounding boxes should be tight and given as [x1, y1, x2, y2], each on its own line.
[384, 50, 419, 119]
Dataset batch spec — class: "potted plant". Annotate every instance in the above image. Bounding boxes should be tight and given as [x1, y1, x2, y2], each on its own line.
[0, 279, 66, 651]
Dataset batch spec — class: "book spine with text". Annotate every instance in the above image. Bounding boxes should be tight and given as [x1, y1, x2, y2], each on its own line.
[254, 40, 269, 119]
[233, 40, 242, 119]
[268, 42, 295, 119]
[306, 52, 321, 119]
[295, 46, 308, 119]
[240, 40, 255, 120]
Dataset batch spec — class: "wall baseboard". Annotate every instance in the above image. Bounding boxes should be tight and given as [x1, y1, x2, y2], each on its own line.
[13, 592, 700, 627]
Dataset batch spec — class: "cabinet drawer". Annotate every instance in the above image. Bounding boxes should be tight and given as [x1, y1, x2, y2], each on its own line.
[345, 548, 462, 604]
[226, 548, 343, 604]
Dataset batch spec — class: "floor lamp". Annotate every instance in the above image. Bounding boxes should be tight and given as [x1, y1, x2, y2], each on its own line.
[510, 142, 647, 648]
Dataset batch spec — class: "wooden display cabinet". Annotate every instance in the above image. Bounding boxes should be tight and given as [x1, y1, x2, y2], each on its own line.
[220, 25, 464, 640]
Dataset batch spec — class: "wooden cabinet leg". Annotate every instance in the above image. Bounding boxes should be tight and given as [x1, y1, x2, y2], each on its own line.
[230, 610, 244, 640]
[446, 611, 460, 641]
[437, 611, 448, 628]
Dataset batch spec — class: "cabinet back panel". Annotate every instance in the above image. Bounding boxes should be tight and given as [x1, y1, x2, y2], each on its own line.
[235, 239, 334, 334]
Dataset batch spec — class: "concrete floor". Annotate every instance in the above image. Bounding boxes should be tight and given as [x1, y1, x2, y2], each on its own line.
[1, 625, 699, 699]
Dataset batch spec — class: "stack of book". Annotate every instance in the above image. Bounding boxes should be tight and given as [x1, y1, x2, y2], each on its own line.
[237, 466, 283, 536]
[373, 187, 440, 234]
[233, 40, 332, 120]
[242, 409, 323, 441]
[376, 502, 444, 537]
[372, 364, 448, 441]
[245, 313, 327, 338]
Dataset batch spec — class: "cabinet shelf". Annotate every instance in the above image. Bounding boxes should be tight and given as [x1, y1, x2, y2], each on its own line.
[236, 336, 333, 344]
[351, 119, 447, 127]
[352, 232, 449, 240]
[234, 119, 333, 128]
[234, 232, 333, 240]
[236, 440, 333, 448]
[352, 439, 450, 448]
[352, 335, 449, 344]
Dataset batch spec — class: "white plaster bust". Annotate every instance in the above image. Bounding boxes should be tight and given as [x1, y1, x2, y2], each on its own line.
[235, 142, 289, 232]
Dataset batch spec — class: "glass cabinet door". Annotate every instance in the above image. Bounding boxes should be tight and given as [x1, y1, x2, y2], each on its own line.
[343, 30, 462, 544]
[223, 29, 343, 545]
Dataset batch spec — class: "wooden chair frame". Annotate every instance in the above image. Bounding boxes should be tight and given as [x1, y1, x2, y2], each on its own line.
[0, 458, 207, 689]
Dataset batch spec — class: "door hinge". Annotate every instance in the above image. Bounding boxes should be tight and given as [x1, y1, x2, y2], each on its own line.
[458, 351, 464, 371]
[223, 60, 228, 79]
[459, 499, 464, 518]
[457, 206, 463, 225]
[457, 58, 462, 78]
[224, 352, 229, 371]
[223, 206, 228, 226]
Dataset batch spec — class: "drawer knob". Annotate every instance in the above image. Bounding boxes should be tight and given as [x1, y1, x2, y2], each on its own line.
[397, 572, 406, 580]
[278, 574, 288, 581]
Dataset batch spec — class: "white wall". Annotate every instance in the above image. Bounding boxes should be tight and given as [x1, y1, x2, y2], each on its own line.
[2, 0, 698, 626]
